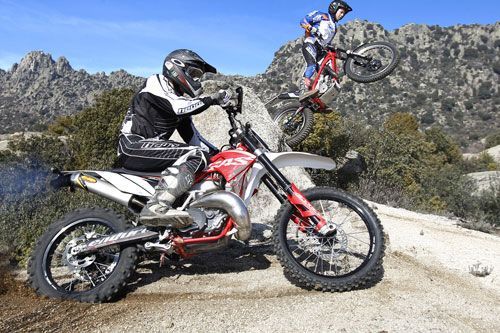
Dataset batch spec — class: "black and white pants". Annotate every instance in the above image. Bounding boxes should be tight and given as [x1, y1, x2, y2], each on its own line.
[117, 134, 208, 174]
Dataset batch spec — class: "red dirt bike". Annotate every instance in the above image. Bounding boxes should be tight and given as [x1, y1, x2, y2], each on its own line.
[29, 88, 385, 303]
[270, 41, 400, 147]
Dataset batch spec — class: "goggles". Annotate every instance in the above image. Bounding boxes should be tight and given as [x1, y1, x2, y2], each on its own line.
[186, 67, 204, 81]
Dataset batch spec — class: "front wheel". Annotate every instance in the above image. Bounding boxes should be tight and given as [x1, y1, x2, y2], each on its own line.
[272, 102, 314, 148]
[273, 187, 385, 291]
[344, 41, 400, 83]
[28, 208, 138, 303]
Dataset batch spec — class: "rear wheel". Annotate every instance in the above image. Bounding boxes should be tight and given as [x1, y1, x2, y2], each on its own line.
[272, 102, 314, 148]
[28, 208, 138, 303]
[273, 187, 385, 291]
[345, 41, 400, 83]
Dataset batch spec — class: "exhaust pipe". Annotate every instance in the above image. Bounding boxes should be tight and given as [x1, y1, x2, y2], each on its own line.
[70, 173, 251, 241]
[70, 173, 133, 207]
[190, 191, 251, 241]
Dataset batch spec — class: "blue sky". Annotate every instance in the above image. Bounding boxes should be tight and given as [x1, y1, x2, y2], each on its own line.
[0, 0, 499, 77]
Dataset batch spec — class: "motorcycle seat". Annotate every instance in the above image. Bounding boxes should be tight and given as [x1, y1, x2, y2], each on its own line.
[299, 89, 319, 103]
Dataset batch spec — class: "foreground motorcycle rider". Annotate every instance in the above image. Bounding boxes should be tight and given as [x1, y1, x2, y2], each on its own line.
[29, 85, 385, 303]
[118, 49, 234, 227]
[300, 0, 352, 92]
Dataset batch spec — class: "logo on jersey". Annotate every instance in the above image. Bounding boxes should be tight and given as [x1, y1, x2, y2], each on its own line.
[177, 101, 204, 114]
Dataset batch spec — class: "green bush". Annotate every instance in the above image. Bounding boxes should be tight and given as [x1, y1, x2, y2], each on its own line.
[477, 82, 492, 100]
[0, 89, 134, 264]
[476, 180, 500, 227]
[485, 131, 500, 149]
[441, 98, 455, 112]
[70, 89, 134, 169]
[463, 48, 479, 59]
[460, 153, 499, 173]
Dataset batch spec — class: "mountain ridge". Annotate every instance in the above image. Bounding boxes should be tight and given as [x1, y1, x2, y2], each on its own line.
[0, 21, 498, 151]
[0, 51, 144, 133]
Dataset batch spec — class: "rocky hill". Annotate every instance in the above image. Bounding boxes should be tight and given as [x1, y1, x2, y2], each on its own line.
[0, 51, 143, 133]
[1, 21, 499, 150]
[213, 20, 500, 151]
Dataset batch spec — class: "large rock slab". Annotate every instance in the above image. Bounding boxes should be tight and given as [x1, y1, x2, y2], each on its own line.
[171, 81, 315, 224]
[467, 171, 500, 194]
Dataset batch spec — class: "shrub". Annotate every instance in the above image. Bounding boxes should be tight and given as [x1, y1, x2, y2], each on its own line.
[425, 127, 462, 164]
[463, 48, 479, 59]
[419, 165, 478, 216]
[0, 89, 134, 264]
[358, 113, 435, 197]
[421, 111, 435, 125]
[476, 180, 500, 227]
[478, 111, 492, 121]
[477, 82, 492, 100]
[441, 98, 455, 112]
[461, 153, 499, 173]
[464, 100, 474, 110]
[485, 131, 500, 149]
[70, 89, 134, 169]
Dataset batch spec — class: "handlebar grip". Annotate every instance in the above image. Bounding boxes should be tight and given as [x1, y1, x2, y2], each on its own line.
[235, 87, 243, 113]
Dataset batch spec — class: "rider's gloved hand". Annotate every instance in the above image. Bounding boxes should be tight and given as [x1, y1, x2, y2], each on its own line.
[310, 27, 323, 39]
[212, 89, 237, 108]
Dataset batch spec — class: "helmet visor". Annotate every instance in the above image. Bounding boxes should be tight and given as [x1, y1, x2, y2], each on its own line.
[186, 66, 204, 81]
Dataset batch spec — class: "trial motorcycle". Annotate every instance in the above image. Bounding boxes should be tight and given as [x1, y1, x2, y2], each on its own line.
[269, 41, 400, 147]
[29, 87, 384, 303]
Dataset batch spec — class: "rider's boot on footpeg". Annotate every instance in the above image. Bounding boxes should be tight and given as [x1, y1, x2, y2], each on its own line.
[299, 77, 312, 95]
[140, 165, 194, 228]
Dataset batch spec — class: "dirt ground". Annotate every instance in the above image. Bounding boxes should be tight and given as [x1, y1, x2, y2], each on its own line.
[1, 203, 499, 333]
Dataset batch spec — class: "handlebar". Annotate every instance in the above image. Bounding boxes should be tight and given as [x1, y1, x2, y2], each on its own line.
[235, 86, 243, 114]
[224, 86, 243, 134]
[222, 86, 271, 152]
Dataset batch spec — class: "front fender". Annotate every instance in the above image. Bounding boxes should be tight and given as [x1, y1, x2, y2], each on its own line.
[266, 152, 336, 171]
[242, 152, 336, 203]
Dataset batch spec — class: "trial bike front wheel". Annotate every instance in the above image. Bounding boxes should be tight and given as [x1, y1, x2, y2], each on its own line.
[344, 41, 400, 83]
[273, 187, 385, 291]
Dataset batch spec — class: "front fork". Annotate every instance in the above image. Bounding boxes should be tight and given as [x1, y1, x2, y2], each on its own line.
[241, 132, 334, 236]
[286, 184, 336, 236]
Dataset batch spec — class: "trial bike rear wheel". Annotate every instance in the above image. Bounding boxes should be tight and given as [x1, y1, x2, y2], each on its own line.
[272, 102, 314, 147]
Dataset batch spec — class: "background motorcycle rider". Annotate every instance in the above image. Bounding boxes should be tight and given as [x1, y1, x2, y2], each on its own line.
[117, 49, 235, 227]
[300, 0, 352, 92]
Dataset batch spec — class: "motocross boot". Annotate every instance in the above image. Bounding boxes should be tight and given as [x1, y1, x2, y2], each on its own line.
[140, 165, 194, 228]
[299, 77, 312, 95]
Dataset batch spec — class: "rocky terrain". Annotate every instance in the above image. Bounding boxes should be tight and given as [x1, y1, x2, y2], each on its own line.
[0, 51, 143, 133]
[212, 20, 500, 151]
[1, 202, 499, 332]
[0, 38, 499, 331]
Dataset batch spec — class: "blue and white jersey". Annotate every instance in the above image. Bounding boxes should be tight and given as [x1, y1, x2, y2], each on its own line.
[300, 10, 337, 47]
